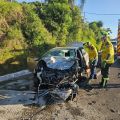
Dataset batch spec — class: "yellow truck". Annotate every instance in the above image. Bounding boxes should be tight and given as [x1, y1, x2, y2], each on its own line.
[117, 19, 120, 59]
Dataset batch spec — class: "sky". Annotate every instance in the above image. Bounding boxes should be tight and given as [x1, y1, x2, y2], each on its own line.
[18, 0, 120, 39]
[76, 0, 120, 39]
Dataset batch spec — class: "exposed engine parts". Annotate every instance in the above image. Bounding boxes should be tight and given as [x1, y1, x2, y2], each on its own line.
[33, 45, 90, 101]
[34, 59, 80, 101]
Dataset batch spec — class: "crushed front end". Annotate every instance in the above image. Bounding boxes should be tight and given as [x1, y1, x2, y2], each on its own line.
[33, 57, 80, 101]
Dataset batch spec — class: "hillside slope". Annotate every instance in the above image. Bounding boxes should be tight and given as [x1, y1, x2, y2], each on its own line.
[0, 2, 55, 75]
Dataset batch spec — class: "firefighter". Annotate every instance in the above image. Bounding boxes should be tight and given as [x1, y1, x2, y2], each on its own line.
[100, 33, 114, 87]
[83, 42, 98, 80]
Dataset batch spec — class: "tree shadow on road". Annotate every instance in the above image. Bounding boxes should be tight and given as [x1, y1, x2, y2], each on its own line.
[111, 59, 120, 68]
[77, 75, 120, 91]
[91, 83, 120, 89]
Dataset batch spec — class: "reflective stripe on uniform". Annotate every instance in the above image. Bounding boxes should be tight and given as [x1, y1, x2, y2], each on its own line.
[103, 77, 109, 81]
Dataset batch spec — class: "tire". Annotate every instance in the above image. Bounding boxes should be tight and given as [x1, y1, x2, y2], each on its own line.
[33, 77, 40, 88]
[66, 84, 79, 102]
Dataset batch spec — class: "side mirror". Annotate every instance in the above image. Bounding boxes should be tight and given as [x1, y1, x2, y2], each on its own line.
[75, 57, 80, 60]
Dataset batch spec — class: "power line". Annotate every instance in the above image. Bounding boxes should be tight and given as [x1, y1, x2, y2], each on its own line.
[84, 12, 120, 16]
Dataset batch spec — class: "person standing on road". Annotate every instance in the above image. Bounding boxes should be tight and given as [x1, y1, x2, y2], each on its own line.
[100, 33, 114, 87]
[83, 42, 98, 80]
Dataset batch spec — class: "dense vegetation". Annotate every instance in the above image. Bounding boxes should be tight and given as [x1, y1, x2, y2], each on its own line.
[0, 0, 109, 75]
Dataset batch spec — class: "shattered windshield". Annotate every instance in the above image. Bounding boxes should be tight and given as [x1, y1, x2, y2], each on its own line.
[43, 48, 76, 58]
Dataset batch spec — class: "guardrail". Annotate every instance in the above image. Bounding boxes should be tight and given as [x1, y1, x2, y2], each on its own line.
[0, 70, 32, 82]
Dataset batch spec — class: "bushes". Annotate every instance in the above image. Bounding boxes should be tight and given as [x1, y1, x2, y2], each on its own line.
[21, 4, 56, 56]
[34, 1, 72, 46]
[0, 2, 56, 75]
[0, 1, 110, 75]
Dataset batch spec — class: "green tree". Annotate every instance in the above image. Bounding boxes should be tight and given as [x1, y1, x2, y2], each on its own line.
[21, 4, 55, 47]
[68, 0, 86, 10]
[34, 0, 72, 46]
[89, 21, 112, 50]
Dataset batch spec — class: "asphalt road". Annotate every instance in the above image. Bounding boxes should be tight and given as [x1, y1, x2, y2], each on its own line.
[0, 59, 120, 120]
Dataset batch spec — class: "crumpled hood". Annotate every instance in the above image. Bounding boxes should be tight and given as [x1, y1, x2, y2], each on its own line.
[42, 57, 75, 70]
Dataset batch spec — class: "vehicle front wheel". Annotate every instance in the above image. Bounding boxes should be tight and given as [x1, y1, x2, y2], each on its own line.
[33, 77, 40, 88]
[66, 84, 79, 102]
